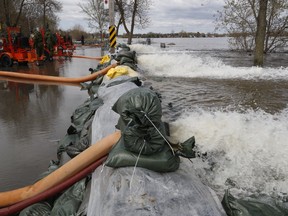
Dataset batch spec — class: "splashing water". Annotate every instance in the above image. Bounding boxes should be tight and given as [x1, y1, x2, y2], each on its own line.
[137, 52, 288, 81]
[169, 108, 288, 198]
[130, 42, 288, 200]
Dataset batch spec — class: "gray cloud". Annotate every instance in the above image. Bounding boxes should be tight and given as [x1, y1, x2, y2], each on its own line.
[57, 0, 224, 33]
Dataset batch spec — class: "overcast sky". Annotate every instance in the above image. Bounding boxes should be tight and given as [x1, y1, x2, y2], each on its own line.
[57, 0, 225, 34]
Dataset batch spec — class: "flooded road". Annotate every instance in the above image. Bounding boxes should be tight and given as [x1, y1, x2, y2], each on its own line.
[0, 48, 102, 191]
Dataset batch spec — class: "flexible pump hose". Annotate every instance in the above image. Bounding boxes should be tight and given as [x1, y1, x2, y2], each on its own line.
[0, 63, 117, 84]
[0, 131, 121, 208]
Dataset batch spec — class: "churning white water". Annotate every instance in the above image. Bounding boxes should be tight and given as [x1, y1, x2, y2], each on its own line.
[131, 44, 288, 80]
[130, 42, 288, 199]
[171, 108, 288, 198]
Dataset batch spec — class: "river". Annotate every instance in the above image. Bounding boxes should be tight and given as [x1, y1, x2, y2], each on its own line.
[0, 37, 288, 202]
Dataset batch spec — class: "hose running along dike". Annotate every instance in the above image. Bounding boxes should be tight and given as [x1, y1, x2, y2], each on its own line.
[0, 156, 107, 216]
[0, 63, 117, 84]
[0, 76, 82, 87]
[0, 131, 121, 209]
[72, 55, 103, 61]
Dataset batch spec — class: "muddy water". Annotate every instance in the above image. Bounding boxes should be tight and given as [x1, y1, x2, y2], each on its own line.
[0, 48, 102, 191]
[148, 77, 288, 122]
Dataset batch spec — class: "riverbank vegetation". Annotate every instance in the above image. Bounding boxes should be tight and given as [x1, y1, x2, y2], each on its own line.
[216, 0, 288, 66]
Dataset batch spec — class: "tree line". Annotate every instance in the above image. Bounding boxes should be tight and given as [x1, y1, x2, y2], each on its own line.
[1, 0, 287, 67]
[79, 0, 151, 45]
[0, 0, 62, 36]
[216, 0, 288, 66]
[79, 0, 287, 66]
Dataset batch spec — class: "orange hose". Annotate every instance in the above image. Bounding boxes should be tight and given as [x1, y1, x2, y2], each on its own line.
[0, 76, 82, 87]
[0, 63, 117, 84]
[72, 55, 103, 61]
[0, 131, 121, 207]
[0, 156, 107, 216]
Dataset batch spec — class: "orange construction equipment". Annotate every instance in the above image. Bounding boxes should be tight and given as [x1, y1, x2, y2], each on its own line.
[39, 28, 76, 59]
[0, 27, 44, 67]
[53, 32, 76, 57]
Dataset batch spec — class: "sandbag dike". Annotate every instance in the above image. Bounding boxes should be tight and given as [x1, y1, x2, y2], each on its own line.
[16, 44, 287, 216]
[15, 45, 224, 216]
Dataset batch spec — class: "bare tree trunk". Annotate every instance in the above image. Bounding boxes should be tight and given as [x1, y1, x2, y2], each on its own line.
[3, 0, 11, 26]
[14, 0, 26, 27]
[43, 0, 46, 28]
[127, 0, 138, 45]
[115, 0, 150, 45]
[115, 0, 130, 37]
[254, 0, 268, 67]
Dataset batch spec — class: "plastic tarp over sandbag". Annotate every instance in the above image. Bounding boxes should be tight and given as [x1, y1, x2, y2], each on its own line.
[88, 75, 226, 215]
[90, 75, 139, 143]
[87, 159, 226, 216]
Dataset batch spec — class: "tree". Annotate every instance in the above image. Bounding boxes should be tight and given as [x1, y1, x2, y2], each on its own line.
[216, 0, 288, 66]
[37, 0, 62, 29]
[79, 0, 152, 45]
[254, 0, 268, 66]
[115, 0, 151, 44]
[0, 0, 26, 27]
[67, 24, 88, 42]
[0, 0, 62, 35]
[79, 0, 109, 43]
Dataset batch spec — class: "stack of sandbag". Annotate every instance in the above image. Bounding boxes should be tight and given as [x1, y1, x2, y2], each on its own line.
[87, 73, 225, 216]
[104, 87, 181, 172]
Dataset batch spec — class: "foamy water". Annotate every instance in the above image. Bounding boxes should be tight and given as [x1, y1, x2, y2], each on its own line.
[130, 44, 288, 81]
[131, 43, 288, 199]
[170, 108, 288, 197]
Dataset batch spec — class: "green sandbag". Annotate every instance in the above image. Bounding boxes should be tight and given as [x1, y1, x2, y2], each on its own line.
[222, 190, 288, 216]
[116, 43, 131, 51]
[120, 56, 135, 65]
[19, 202, 51, 216]
[123, 124, 166, 155]
[112, 87, 162, 127]
[105, 137, 180, 172]
[71, 98, 103, 130]
[112, 88, 165, 155]
[50, 179, 87, 216]
[175, 136, 196, 158]
[114, 50, 136, 62]
[122, 62, 138, 71]
[57, 134, 80, 158]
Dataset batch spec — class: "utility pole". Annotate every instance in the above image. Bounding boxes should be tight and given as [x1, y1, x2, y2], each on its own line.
[109, 0, 116, 54]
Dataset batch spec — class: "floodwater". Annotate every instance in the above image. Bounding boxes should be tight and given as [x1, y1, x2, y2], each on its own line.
[1, 38, 288, 202]
[0, 48, 103, 191]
